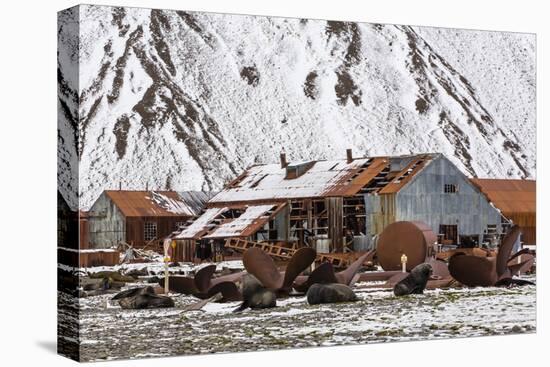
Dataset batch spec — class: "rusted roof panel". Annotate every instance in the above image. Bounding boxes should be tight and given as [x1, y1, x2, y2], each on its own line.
[174, 207, 228, 239]
[209, 154, 437, 204]
[104, 190, 211, 218]
[378, 156, 430, 194]
[204, 203, 286, 239]
[322, 157, 390, 196]
[471, 179, 536, 227]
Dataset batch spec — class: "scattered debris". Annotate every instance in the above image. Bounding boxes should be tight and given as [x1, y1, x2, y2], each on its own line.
[182, 292, 223, 312]
[449, 226, 536, 287]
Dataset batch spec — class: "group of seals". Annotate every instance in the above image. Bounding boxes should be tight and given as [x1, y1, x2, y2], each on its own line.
[241, 247, 367, 308]
[109, 230, 535, 311]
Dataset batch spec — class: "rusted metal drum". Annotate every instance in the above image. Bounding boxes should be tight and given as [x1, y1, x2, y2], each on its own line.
[377, 221, 437, 271]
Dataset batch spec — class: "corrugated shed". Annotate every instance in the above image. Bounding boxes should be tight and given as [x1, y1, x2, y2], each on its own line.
[470, 179, 536, 225]
[104, 190, 211, 217]
[208, 154, 437, 205]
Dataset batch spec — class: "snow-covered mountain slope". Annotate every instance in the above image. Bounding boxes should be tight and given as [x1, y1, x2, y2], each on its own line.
[57, 5, 536, 210]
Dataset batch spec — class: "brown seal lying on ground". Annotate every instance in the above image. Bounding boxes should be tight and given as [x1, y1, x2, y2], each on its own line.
[306, 283, 358, 305]
[113, 286, 174, 309]
[294, 250, 375, 293]
[233, 274, 276, 312]
[393, 263, 432, 296]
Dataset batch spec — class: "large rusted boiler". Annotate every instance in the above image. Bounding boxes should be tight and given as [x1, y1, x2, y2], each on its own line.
[377, 221, 437, 271]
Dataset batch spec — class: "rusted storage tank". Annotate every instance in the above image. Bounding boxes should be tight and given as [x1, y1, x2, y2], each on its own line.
[377, 221, 437, 271]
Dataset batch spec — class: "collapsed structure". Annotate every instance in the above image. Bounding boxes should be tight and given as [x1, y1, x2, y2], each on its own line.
[176, 151, 521, 254]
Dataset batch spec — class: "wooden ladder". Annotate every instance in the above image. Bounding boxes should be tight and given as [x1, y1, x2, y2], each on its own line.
[225, 238, 358, 268]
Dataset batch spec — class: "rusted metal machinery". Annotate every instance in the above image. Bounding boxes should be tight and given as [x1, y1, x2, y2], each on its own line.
[376, 221, 437, 271]
[293, 250, 375, 292]
[159, 265, 243, 301]
[226, 237, 363, 268]
[226, 238, 298, 261]
[448, 225, 535, 287]
[243, 247, 316, 294]
[508, 249, 536, 275]
[243, 247, 374, 295]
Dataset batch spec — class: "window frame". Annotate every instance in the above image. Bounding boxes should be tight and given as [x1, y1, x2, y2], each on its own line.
[444, 183, 458, 194]
[144, 221, 158, 242]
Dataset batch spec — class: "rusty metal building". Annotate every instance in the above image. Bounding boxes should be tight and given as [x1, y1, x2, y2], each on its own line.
[87, 190, 212, 249]
[176, 151, 515, 253]
[471, 179, 536, 246]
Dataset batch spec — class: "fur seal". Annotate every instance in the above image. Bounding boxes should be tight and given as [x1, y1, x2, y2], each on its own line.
[112, 286, 155, 300]
[233, 274, 276, 312]
[113, 286, 174, 309]
[393, 263, 432, 296]
[306, 283, 358, 305]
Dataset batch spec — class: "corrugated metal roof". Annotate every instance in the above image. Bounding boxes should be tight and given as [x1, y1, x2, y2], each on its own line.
[208, 154, 437, 205]
[104, 190, 211, 217]
[204, 203, 285, 239]
[175, 207, 228, 239]
[470, 179, 536, 227]
[175, 203, 287, 240]
[378, 156, 430, 194]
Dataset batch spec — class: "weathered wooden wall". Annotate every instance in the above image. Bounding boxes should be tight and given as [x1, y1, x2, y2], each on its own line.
[173, 240, 196, 262]
[326, 197, 343, 252]
[88, 193, 126, 248]
[57, 248, 119, 267]
[364, 193, 396, 247]
[58, 192, 78, 249]
[88, 193, 190, 248]
[126, 216, 188, 248]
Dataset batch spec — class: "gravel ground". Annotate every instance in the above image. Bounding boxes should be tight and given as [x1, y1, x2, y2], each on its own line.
[58, 275, 536, 362]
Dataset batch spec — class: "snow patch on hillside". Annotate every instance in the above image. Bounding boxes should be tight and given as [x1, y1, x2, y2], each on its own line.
[57, 5, 536, 210]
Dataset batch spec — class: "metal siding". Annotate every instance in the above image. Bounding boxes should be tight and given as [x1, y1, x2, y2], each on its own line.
[394, 156, 502, 241]
[362, 156, 502, 245]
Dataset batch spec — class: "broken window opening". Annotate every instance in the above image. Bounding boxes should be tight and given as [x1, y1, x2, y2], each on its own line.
[444, 183, 458, 193]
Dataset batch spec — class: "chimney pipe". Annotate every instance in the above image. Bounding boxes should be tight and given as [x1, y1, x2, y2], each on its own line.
[346, 148, 353, 163]
[280, 152, 288, 168]
[119, 181, 122, 191]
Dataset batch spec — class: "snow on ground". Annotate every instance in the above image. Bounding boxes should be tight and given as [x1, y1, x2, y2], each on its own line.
[59, 274, 536, 361]
[59, 258, 244, 278]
